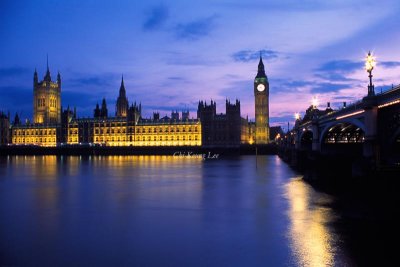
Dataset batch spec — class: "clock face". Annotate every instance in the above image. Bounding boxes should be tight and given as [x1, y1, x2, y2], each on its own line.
[257, 84, 265, 92]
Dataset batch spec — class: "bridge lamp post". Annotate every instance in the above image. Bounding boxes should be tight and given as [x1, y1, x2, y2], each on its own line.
[311, 96, 319, 109]
[365, 51, 376, 96]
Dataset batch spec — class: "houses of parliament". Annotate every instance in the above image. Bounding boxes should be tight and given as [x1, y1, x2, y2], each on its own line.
[0, 57, 280, 147]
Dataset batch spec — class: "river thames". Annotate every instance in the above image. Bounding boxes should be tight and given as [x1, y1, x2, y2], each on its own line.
[0, 155, 394, 266]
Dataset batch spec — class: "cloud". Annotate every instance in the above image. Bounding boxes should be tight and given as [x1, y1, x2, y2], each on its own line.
[267, 79, 313, 94]
[379, 61, 400, 68]
[317, 60, 362, 73]
[232, 49, 279, 62]
[310, 82, 350, 94]
[67, 75, 113, 87]
[175, 15, 218, 41]
[143, 5, 169, 31]
[0, 86, 32, 117]
[314, 60, 364, 82]
[0, 67, 30, 78]
[62, 90, 100, 107]
[164, 51, 220, 66]
[314, 72, 358, 82]
[167, 76, 186, 81]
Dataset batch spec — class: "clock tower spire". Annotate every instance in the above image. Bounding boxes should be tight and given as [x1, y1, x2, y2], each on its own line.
[254, 54, 270, 144]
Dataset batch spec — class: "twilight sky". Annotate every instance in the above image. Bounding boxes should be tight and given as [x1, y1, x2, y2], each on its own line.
[1, 0, 400, 129]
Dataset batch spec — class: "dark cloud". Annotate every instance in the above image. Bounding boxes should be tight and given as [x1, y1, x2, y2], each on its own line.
[232, 49, 279, 62]
[167, 76, 185, 81]
[0, 86, 32, 117]
[379, 61, 400, 68]
[62, 90, 100, 107]
[175, 15, 218, 41]
[268, 78, 313, 93]
[317, 60, 362, 73]
[314, 72, 359, 82]
[165, 51, 219, 66]
[315, 59, 400, 83]
[66, 75, 112, 87]
[219, 80, 253, 103]
[143, 5, 169, 31]
[0, 67, 30, 78]
[315, 60, 364, 83]
[310, 82, 350, 94]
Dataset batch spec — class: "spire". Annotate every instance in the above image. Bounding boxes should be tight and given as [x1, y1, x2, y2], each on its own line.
[256, 52, 266, 78]
[57, 71, 61, 86]
[119, 74, 126, 97]
[34, 68, 38, 85]
[44, 54, 51, 81]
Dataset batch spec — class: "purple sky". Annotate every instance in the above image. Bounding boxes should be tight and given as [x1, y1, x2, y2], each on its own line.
[1, 0, 400, 130]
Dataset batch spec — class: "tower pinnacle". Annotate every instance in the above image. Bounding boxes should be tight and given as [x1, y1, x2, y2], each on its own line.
[44, 54, 51, 81]
[256, 53, 267, 79]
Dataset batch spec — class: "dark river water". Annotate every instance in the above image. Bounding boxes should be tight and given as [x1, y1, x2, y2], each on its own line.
[0, 155, 394, 266]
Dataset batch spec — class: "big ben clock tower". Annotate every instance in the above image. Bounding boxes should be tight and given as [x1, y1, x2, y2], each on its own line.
[254, 55, 270, 144]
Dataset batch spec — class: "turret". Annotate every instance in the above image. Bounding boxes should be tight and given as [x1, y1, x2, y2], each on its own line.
[57, 71, 61, 87]
[116, 75, 129, 117]
[94, 103, 100, 118]
[43, 55, 51, 82]
[101, 98, 108, 118]
[34, 68, 38, 86]
[256, 54, 267, 79]
[119, 75, 126, 97]
[13, 113, 20, 126]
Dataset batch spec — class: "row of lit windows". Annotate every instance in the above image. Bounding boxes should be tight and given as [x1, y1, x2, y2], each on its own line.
[37, 98, 45, 107]
[104, 141, 201, 147]
[94, 128, 126, 134]
[83, 126, 201, 135]
[134, 135, 199, 141]
[134, 126, 199, 133]
[36, 97, 58, 108]
[93, 135, 199, 142]
[13, 138, 56, 143]
[13, 129, 56, 135]
[49, 98, 57, 108]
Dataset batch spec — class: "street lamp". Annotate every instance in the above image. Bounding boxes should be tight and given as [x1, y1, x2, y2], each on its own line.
[311, 96, 319, 109]
[294, 112, 300, 121]
[365, 51, 376, 96]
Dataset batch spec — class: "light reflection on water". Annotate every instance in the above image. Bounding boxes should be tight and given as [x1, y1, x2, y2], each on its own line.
[285, 177, 341, 267]
[0, 155, 351, 266]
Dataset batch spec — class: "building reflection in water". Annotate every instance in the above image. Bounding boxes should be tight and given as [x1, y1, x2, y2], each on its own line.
[285, 177, 340, 267]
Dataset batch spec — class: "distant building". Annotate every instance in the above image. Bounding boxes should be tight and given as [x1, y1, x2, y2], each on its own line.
[254, 55, 270, 144]
[10, 58, 272, 147]
[33, 60, 61, 124]
[115, 76, 129, 117]
[197, 99, 249, 147]
[0, 111, 10, 145]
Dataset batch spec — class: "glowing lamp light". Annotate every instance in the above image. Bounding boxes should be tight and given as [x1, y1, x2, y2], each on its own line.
[365, 51, 376, 73]
[311, 96, 319, 108]
[294, 113, 300, 120]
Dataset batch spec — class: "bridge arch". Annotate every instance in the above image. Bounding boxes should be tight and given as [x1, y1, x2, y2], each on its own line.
[319, 119, 366, 144]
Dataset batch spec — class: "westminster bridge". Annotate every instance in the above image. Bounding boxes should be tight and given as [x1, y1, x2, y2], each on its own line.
[279, 84, 400, 174]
